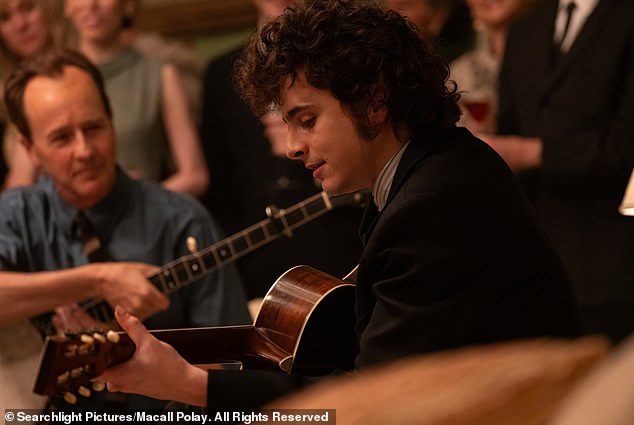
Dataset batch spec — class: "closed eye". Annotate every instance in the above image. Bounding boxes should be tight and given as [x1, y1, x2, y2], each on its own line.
[300, 117, 316, 129]
[49, 131, 73, 146]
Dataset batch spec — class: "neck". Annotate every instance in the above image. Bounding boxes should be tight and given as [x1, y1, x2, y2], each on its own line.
[79, 38, 126, 64]
[486, 26, 508, 60]
[368, 125, 408, 188]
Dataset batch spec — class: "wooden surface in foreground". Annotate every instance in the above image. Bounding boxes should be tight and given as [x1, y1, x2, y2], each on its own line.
[267, 337, 610, 425]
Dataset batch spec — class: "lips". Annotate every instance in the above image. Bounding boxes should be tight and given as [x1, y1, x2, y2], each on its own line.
[305, 160, 325, 170]
[306, 161, 326, 179]
[75, 13, 105, 31]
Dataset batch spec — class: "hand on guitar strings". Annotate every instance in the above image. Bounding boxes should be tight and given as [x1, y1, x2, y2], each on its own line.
[96, 305, 208, 407]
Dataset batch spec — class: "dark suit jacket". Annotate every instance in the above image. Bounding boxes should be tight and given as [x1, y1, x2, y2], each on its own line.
[355, 127, 579, 367]
[498, 0, 634, 313]
[205, 127, 579, 409]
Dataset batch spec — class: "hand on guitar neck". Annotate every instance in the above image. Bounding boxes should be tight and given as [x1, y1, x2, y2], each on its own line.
[0, 262, 167, 327]
[89, 262, 169, 321]
[100, 306, 209, 407]
[50, 262, 168, 335]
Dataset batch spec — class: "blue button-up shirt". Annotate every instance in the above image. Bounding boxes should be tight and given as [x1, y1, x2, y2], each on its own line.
[0, 168, 251, 329]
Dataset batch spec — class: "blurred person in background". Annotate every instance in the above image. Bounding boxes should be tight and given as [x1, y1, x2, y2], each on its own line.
[482, 0, 634, 343]
[385, 0, 475, 62]
[0, 0, 73, 190]
[119, 0, 205, 124]
[450, 0, 535, 133]
[0, 0, 73, 412]
[64, 0, 208, 197]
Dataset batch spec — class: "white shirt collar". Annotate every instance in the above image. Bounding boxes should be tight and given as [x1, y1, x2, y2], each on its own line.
[372, 142, 410, 211]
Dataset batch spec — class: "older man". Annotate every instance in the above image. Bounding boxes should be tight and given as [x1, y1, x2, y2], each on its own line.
[0, 49, 250, 411]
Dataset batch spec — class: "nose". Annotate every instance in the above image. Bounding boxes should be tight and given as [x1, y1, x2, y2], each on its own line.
[286, 132, 306, 160]
[74, 132, 95, 159]
[10, 12, 29, 31]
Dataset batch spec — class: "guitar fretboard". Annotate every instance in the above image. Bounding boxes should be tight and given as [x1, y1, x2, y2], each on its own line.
[147, 191, 335, 295]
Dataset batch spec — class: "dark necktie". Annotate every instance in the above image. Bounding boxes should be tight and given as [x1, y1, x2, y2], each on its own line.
[73, 211, 111, 262]
[359, 199, 380, 245]
[557, 2, 577, 52]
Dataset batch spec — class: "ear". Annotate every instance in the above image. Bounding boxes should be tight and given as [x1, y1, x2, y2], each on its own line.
[368, 90, 388, 126]
[18, 134, 41, 169]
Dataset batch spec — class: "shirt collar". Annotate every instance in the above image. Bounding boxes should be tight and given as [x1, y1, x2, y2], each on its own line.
[555, 0, 600, 51]
[45, 167, 132, 242]
[372, 141, 410, 211]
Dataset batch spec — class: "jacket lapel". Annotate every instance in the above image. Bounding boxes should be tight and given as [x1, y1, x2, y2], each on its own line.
[359, 131, 441, 243]
[541, 0, 613, 102]
[386, 132, 445, 205]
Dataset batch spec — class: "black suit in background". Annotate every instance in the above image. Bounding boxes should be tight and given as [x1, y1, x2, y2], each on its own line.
[498, 0, 634, 342]
[205, 127, 579, 410]
[200, 47, 364, 300]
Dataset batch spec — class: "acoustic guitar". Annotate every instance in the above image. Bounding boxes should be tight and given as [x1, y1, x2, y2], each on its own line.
[34, 266, 358, 405]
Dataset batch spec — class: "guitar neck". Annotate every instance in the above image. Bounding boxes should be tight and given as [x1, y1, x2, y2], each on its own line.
[34, 325, 293, 396]
[148, 191, 336, 295]
[80, 191, 358, 323]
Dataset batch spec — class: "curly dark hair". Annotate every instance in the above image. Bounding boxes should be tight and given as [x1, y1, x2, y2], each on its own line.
[234, 0, 461, 141]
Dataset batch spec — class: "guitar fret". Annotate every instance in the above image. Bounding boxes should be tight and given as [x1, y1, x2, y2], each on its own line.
[156, 271, 169, 293]
[305, 197, 327, 216]
[153, 272, 169, 293]
[284, 207, 306, 229]
[231, 235, 249, 255]
[243, 232, 254, 247]
[210, 245, 223, 266]
[173, 261, 190, 286]
[227, 240, 238, 257]
[201, 250, 218, 270]
[249, 225, 267, 245]
[264, 220, 279, 238]
[162, 268, 177, 290]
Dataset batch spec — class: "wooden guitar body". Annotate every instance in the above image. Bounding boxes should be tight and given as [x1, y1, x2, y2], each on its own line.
[253, 265, 357, 374]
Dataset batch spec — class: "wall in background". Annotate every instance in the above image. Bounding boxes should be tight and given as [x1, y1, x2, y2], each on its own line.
[137, 0, 257, 62]
[138, 0, 256, 37]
